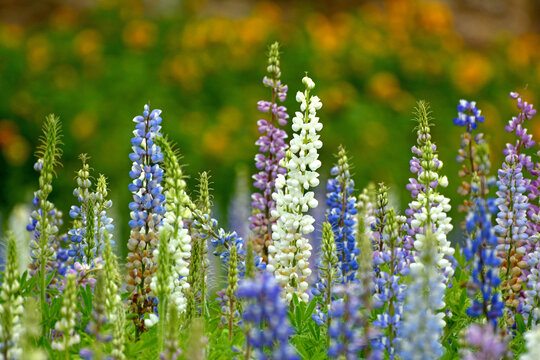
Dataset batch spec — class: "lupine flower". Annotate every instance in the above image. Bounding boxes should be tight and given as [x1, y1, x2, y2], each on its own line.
[461, 323, 509, 360]
[237, 271, 299, 360]
[160, 306, 182, 360]
[79, 273, 111, 360]
[327, 284, 368, 360]
[52, 273, 80, 353]
[26, 114, 63, 331]
[326, 145, 358, 283]
[398, 230, 446, 360]
[372, 207, 408, 358]
[226, 243, 239, 343]
[185, 318, 208, 360]
[494, 154, 528, 321]
[0, 232, 24, 359]
[126, 104, 166, 333]
[148, 229, 173, 341]
[372, 184, 389, 308]
[522, 326, 540, 360]
[453, 100, 503, 326]
[67, 154, 94, 263]
[406, 101, 454, 280]
[250, 41, 289, 262]
[267, 75, 323, 303]
[101, 231, 122, 322]
[356, 193, 381, 360]
[111, 303, 127, 360]
[464, 196, 503, 326]
[19, 298, 47, 360]
[312, 222, 339, 329]
[154, 135, 192, 316]
[454, 100, 494, 216]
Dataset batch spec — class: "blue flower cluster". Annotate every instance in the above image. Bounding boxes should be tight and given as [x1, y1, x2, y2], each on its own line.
[327, 284, 372, 359]
[326, 149, 358, 283]
[237, 271, 298, 360]
[192, 211, 266, 276]
[453, 100, 485, 130]
[372, 209, 408, 358]
[463, 197, 503, 325]
[128, 105, 166, 230]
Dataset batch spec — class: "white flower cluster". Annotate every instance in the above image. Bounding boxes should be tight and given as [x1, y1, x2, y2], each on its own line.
[0, 236, 24, 359]
[267, 76, 322, 303]
[150, 162, 192, 322]
[523, 326, 540, 360]
[409, 183, 455, 279]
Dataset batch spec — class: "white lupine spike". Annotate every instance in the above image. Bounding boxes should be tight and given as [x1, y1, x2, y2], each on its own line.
[268, 76, 323, 303]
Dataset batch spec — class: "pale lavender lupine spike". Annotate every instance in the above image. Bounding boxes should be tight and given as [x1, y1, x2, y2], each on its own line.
[249, 42, 289, 263]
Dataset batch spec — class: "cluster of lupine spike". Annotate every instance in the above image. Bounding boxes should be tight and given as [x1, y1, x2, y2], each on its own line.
[10, 42, 540, 360]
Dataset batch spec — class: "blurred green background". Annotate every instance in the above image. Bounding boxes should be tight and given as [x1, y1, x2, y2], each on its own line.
[2, 0, 540, 247]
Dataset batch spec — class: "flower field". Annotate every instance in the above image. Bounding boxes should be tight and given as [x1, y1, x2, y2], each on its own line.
[3, 1, 540, 359]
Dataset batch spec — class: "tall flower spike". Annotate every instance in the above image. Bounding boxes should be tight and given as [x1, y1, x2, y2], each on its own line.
[372, 207, 408, 359]
[372, 183, 389, 308]
[356, 196, 380, 360]
[154, 136, 192, 317]
[149, 228, 173, 347]
[0, 231, 24, 360]
[406, 101, 454, 280]
[79, 272, 109, 360]
[397, 230, 445, 360]
[102, 231, 122, 323]
[26, 114, 62, 334]
[326, 145, 358, 283]
[268, 75, 323, 303]
[126, 104, 166, 334]
[237, 271, 299, 360]
[67, 154, 93, 263]
[312, 222, 339, 333]
[111, 303, 127, 360]
[226, 243, 239, 343]
[160, 306, 182, 360]
[452, 100, 503, 326]
[229, 166, 251, 241]
[52, 273, 80, 353]
[494, 154, 528, 323]
[250, 41, 289, 262]
[196, 172, 211, 315]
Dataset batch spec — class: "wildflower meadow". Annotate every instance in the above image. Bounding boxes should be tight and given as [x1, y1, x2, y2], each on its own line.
[4, 2, 540, 359]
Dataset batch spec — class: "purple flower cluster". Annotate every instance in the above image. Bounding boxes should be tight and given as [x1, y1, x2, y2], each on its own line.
[237, 271, 298, 360]
[250, 42, 289, 262]
[462, 324, 509, 360]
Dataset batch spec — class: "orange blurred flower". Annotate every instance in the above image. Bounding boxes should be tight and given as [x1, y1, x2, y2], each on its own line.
[508, 33, 540, 68]
[123, 20, 157, 50]
[203, 127, 230, 158]
[0, 24, 24, 49]
[366, 72, 402, 102]
[417, 1, 453, 34]
[74, 29, 103, 60]
[452, 53, 492, 93]
[0, 120, 29, 166]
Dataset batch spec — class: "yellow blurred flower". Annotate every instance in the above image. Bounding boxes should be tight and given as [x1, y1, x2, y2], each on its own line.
[217, 106, 243, 132]
[319, 82, 357, 112]
[452, 53, 492, 93]
[26, 35, 51, 73]
[165, 54, 202, 91]
[71, 112, 98, 140]
[239, 17, 269, 46]
[0, 24, 24, 49]
[203, 127, 230, 158]
[74, 29, 103, 60]
[123, 20, 157, 50]
[252, 1, 282, 24]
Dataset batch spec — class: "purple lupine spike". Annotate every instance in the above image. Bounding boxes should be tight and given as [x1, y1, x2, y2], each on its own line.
[249, 42, 289, 263]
